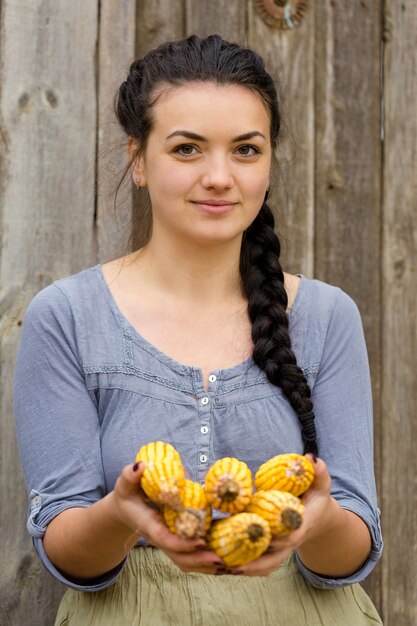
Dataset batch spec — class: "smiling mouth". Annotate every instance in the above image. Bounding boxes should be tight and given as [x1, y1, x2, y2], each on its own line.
[191, 200, 237, 206]
[191, 201, 237, 214]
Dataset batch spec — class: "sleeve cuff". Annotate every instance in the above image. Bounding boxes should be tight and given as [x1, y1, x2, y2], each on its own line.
[294, 543, 382, 589]
[33, 536, 126, 591]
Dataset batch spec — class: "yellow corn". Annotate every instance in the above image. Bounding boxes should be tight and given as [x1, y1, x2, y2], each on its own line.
[164, 479, 212, 539]
[205, 457, 253, 514]
[135, 441, 185, 509]
[254, 453, 314, 497]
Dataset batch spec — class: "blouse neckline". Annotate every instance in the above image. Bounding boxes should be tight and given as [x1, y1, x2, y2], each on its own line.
[94, 264, 306, 379]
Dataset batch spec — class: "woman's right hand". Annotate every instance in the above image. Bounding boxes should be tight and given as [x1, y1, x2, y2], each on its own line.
[111, 462, 227, 575]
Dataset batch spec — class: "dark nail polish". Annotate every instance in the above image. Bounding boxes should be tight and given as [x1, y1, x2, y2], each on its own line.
[312, 454, 317, 463]
[133, 462, 140, 472]
[195, 544, 207, 551]
[213, 560, 224, 566]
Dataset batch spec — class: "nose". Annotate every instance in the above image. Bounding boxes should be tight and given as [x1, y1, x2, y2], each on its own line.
[201, 153, 234, 190]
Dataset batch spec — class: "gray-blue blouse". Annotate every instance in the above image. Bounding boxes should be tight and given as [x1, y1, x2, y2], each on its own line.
[13, 265, 383, 591]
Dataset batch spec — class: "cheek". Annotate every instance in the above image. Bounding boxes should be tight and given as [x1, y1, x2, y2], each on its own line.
[242, 170, 269, 199]
[148, 162, 190, 197]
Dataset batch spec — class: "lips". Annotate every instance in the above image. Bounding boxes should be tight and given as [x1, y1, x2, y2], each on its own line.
[192, 200, 237, 206]
[191, 200, 237, 215]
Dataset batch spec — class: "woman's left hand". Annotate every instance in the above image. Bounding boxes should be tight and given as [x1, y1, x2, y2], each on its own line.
[230, 454, 332, 576]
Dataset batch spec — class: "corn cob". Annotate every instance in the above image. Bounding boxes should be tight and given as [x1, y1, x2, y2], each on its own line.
[205, 457, 253, 514]
[207, 512, 271, 567]
[135, 441, 185, 509]
[254, 453, 314, 497]
[164, 479, 212, 539]
[246, 490, 304, 536]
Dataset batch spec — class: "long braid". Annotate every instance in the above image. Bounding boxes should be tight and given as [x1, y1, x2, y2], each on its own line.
[240, 199, 318, 455]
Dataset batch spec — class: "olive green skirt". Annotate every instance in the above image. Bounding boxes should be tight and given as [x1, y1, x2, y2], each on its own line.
[55, 548, 382, 626]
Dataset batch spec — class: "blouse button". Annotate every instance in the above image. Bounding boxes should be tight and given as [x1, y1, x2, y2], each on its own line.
[208, 374, 217, 382]
[32, 495, 41, 506]
[200, 454, 208, 463]
[201, 396, 209, 405]
[200, 426, 209, 434]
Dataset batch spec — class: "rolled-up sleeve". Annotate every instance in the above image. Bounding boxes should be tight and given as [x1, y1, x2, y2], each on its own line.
[13, 285, 124, 590]
[295, 289, 383, 588]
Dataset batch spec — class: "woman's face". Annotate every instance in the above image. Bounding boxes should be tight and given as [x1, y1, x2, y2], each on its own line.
[135, 82, 272, 246]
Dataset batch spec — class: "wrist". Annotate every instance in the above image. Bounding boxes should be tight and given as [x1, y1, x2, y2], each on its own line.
[302, 496, 343, 546]
[103, 491, 143, 544]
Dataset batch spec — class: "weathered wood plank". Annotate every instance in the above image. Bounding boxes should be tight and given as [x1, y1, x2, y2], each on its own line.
[96, 0, 136, 263]
[382, 2, 417, 624]
[136, 0, 186, 55]
[314, 1, 383, 612]
[0, 1, 98, 624]
[185, 0, 246, 42]
[314, 1, 383, 613]
[248, 2, 315, 278]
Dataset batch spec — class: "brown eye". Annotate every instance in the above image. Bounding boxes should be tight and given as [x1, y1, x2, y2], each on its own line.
[173, 144, 197, 156]
[236, 145, 260, 156]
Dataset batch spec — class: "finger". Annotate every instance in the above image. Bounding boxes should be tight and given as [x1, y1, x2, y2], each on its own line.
[230, 546, 293, 577]
[303, 455, 331, 494]
[164, 548, 225, 574]
[147, 520, 208, 554]
[115, 462, 145, 498]
[267, 535, 298, 551]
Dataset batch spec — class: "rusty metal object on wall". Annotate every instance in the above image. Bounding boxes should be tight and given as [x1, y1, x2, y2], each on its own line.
[254, 0, 308, 29]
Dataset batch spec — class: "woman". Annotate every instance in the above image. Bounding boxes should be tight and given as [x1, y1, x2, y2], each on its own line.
[13, 34, 383, 625]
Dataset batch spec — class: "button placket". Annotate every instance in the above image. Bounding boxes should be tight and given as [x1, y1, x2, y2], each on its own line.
[197, 390, 212, 481]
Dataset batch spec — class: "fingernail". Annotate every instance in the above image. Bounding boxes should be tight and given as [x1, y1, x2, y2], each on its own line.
[311, 454, 317, 463]
[195, 544, 207, 551]
[133, 462, 141, 472]
[213, 560, 224, 566]
[232, 569, 245, 575]
[215, 567, 232, 575]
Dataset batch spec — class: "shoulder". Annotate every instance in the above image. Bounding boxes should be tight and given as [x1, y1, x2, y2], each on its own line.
[289, 274, 365, 370]
[297, 274, 360, 320]
[24, 265, 102, 328]
[284, 272, 359, 321]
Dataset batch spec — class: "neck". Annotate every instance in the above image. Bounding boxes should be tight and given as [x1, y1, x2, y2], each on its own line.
[132, 231, 246, 307]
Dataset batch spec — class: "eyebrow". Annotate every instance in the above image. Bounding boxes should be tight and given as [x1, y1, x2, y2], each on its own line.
[165, 130, 267, 142]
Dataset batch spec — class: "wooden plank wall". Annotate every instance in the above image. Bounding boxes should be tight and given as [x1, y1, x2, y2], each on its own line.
[0, 1, 99, 624]
[313, 1, 383, 609]
[1, 1, 416, 624]
[382, 2, 417, 624]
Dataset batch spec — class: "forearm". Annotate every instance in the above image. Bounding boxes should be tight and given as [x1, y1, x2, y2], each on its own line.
[43, 492, 140, 580]
[297, 497, 372, 577]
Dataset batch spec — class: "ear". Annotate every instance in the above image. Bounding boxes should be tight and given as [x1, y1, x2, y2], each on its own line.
[128, 136, 147, 187]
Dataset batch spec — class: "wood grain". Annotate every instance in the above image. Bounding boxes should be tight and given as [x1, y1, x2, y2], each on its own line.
[382, 2, 417, 624]
[96, 0, 136, 263]
[0, 1, 98, 624]
[185, 0, 246, 41]
[314, 2, 383, 613]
